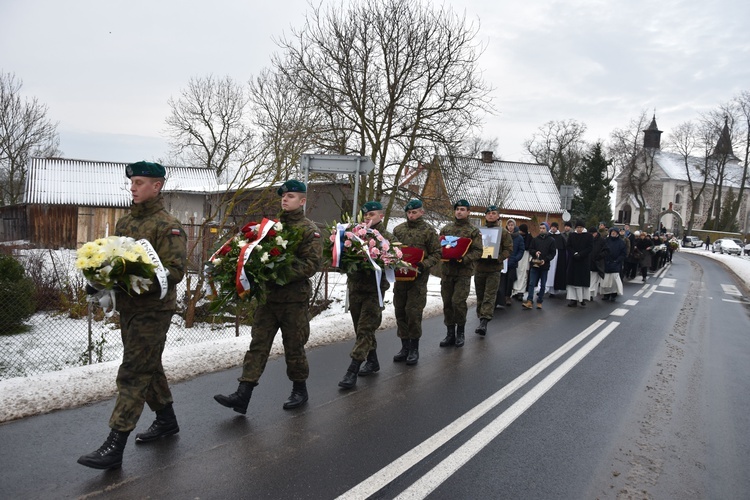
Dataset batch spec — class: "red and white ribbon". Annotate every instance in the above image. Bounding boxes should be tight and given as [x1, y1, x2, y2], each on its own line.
[235, 218, 276, 297]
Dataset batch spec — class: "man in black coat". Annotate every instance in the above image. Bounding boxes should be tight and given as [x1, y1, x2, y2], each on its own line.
[565, 220, 593, 307]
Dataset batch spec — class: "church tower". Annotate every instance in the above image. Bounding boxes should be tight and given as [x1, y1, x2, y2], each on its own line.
[643, 114, 662, 149]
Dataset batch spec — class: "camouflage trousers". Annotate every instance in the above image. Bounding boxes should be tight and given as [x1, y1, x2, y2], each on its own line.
[474, 270, 502, 320]
[441, 274, 472, 326]
[241, 301, 310, 384]
[109, 310, 174, 432]
[394, 278, 428, 340]
[348, 288, 384, 362]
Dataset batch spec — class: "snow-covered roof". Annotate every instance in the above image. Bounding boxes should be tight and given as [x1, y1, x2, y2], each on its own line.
[654, 150, 746, 187]
[23, 157, 220, 206]
[437, 156, 562, 214]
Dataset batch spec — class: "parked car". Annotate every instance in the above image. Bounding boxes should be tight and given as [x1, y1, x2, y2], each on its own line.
[731, 238, 743, 249]
[712, 238, 742, 255]
[745, 243, 750, 256]
[682, 235, 701, 248]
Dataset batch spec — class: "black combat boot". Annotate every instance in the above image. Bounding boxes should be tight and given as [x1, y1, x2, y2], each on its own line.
[406, 339, 419, 365]
[393, 339, 409, 362]
[282, 381, 308, 410]
[214, 381, 255, 415]
[475, 318, 488, 336]
[455, 325, 465, 347]
[358, 350, 380, 376]
[439, 325, 456, 347]
[135, 403, 179, 443]
[338, 360, 362, 390]
[77, 429, 130, 470]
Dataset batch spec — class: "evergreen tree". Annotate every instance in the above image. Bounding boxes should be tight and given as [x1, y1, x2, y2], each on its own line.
[571, 142, 613, 228]
[718, 187, 739, 232]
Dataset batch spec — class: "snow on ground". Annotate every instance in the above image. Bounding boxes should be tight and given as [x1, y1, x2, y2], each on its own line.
[0, 274, 472, 423]
[679, 246, 750, 286]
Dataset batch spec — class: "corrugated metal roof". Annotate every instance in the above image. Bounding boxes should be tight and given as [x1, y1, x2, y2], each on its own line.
[438, 156, 562, 214]
[24, 158, 220, 206]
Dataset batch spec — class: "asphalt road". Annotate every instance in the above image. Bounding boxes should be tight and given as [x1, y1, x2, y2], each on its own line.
[1, 251, 749, 499]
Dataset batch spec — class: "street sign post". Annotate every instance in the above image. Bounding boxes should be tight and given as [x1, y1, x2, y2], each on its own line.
[301, 154, 376, 218]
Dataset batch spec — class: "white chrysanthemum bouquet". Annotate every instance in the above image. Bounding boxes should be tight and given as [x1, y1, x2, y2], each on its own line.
[76, 236, 156, 294]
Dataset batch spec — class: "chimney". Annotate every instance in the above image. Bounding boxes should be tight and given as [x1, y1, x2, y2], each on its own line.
[481, 151, 493, 164]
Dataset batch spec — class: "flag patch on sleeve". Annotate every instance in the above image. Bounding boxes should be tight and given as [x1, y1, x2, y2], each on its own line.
[171, 228, 182, 236]
[314, 232, 321, 238]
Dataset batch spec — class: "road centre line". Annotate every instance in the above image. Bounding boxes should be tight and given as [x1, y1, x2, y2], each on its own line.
[395, 322, 621, 500]
[653, 290, 675, 294]
[610, 308, 629, 316]
[722, 299, 745, 304]
[624, 300, 638, 306]
[335, 319, 609, 500]
[643, 284, 658, 298]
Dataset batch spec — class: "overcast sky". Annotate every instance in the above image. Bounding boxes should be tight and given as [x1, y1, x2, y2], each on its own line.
[2, 0, 748, 165]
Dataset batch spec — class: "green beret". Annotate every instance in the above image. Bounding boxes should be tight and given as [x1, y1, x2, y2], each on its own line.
[485, 205, 498, 214]
[453, 199, 470, 209]
[361, 200, 383, 213]
[277, 179, 307, 196]
[404, 199, 423, 211]
[126, 161, 166, 179]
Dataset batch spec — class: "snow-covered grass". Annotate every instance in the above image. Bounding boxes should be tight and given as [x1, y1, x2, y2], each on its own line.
[679, 246, 750, 286]
[0, 273, 468, 423]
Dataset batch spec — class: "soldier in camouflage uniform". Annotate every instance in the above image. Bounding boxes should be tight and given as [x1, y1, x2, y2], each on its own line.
[439, 199, 483, 348]
[474, 206, 513, 336]
[214, 179, 322, 414]
[78, 161, 187, 470]
[392, 199, 441, 365]
[338, 200, 395, 389]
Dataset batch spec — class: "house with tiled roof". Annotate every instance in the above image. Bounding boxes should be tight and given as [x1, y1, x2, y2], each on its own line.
[402, 151, 563, 231]
[614, 117, 749, 235]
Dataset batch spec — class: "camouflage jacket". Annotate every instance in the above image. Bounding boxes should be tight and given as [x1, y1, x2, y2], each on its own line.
[267, 207, 322, 303]
[475, 221, 513, 273]
[439, 218, 483, 277]
[347, 220, 394, 294]
[115, 194, 187, 312]
[393, 217, 441, 284]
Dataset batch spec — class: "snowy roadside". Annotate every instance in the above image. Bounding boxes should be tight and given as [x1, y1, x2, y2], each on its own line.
[0, 275, 472, 423]
[679, 246, 750, 288]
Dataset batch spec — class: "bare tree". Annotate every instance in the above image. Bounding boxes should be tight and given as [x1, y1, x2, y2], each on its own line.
[474, 179, 513, 210]
[0, 72, 60, 206]
[609, 112, 652, 228]
[524, 119, 588, 187]
[459, 136, 500, 159]
[666, 120, 714, 234]
[727, 91, 750, 229]
[165, 75, 256, 181]
[273, 0, 493, 223]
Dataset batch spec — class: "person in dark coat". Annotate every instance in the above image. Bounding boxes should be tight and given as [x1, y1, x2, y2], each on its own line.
[547, 222, 567, 296]
[565, 220, 593, 306]
[633, 231, 653, 282]
[523, 222, 557, 310]
[589, 228, 606, 300]
[601, 227, 628, 300]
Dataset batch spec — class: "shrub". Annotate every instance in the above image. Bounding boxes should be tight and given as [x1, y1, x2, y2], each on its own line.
[0, 254, 36, 334]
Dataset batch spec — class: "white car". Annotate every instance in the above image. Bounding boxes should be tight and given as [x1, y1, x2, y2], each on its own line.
[682, 235, 701, 248]
[712, 238, 742, 255]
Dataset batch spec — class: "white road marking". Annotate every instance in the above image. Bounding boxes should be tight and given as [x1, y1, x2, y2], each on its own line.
[610, 308, 629, 316]
[659, 278, 676, 287]
[335, 319, 609, 500]
[394, 322, 621, 500]
[721, 284, 742, 296]
[653, 290, 675, 294]
[624, 300, 638, 306]
[643, 284, 658, 298]
[722, 298, 745, 304]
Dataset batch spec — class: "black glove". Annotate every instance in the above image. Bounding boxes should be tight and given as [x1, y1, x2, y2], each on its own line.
[416, 262, 425, 274]
[85, 284, 99, 295]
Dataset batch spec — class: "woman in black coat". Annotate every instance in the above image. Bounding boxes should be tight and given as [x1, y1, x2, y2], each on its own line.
[601, 228, 627, 301]
[565, 221, 593, 306]
[589, 228, 606, 300]
[633, 231, 653, 282]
